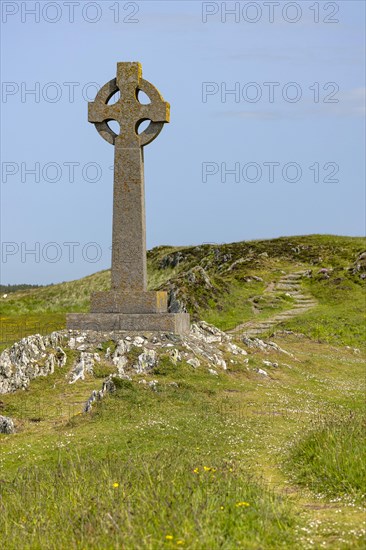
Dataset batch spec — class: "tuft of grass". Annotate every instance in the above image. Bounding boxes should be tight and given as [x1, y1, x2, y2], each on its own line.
[151, 355, 193, 379]
[285, 413, 366, 502]
[97, 339, 117, 355]
[200, 279, 264, 330]
[111, 377, 134, 390]
[93, 363, 116, 379]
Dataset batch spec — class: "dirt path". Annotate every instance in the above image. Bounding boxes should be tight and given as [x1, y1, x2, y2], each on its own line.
[228, 271, 317, 337]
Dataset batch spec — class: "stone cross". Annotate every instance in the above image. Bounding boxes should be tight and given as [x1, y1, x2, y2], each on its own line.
[88, 61, 169, 292]
[67, 62, 190, 334]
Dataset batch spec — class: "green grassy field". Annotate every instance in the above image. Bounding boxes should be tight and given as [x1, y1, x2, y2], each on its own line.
[0, 235, 365, 549]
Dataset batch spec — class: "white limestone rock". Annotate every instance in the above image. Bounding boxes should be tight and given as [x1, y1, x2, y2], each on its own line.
[135, 349, 157, 374]
[69, 352, 95, 384]
[187, 357, 201, 368]
[0, 415, 15, 434]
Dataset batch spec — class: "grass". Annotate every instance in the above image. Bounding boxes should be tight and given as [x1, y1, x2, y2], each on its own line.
[1, 333, 365, 548]
[0, 234, 365, 549]
[0, 363, 301, 549]
[1, 425, 297, 549]
[285, 413, 366, 503]
[201, 278, 296, 331]
[282, 272, 366, 349]
[0, 313, 66, 352]
[199, 279, 264, 330]
[1, 234, 364, 317]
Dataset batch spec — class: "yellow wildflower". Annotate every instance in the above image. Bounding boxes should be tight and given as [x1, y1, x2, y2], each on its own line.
[177, 541, 184, 546]
[193, 468, 199, 474]
[236, 501, 250, 507]
[165, 535, 174, 540]
[113, 482, 119, 488]
[202, 466, 217, 473]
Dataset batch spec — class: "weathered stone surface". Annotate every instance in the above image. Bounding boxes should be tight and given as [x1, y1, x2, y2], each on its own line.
[67, 312, 191, 335]
[187, 357, 200, 368]
[1, 323, 298, 402]
[159, 250, 185, 269]
[256, 368, 268, 377]
[0, 333, 67, 394]
[0, 415, 15, 434]
[0, 322, 258, 399]
[349, 251, 366, 278]
[67, 61, 189, 334]
[91, 290, 167, 313]
[134, 349, 157, 374]
[88, 61, 169, 292]
[84, 376, 117, 413]
[160, 266, 227, 316]
[242, 336, 293, 356]
[69, 352, 98, 384]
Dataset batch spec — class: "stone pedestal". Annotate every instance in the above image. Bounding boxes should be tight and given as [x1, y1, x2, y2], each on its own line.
[66, 312, 190, 334]
[67, 288, 190, 334]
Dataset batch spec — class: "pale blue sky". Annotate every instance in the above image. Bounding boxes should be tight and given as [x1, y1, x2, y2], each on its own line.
[1, 0, 365, 284]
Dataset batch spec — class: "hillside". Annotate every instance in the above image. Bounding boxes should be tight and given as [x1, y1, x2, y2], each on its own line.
[0, 234, 365, 549]
[1, 235, 365, 350]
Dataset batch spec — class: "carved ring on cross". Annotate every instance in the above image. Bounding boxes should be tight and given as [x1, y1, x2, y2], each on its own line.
[88, 62, 170, 148]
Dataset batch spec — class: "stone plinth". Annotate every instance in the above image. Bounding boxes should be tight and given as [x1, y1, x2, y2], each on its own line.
[91, 290, 167, 314]
[66, 312, 190, 334]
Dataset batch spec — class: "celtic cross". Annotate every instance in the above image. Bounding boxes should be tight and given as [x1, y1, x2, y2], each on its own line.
[67, 62, 190, 333]
[88, 62, 170, 292]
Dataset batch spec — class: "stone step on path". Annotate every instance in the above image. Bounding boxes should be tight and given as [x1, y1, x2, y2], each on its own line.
[228, 270, 317, 338]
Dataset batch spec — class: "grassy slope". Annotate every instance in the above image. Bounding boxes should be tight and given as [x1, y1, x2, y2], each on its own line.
[0, 235, 365, 549]
[1, 234, 365, 349]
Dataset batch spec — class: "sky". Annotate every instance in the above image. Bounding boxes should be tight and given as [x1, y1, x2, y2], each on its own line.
[1, 0, 365, 285]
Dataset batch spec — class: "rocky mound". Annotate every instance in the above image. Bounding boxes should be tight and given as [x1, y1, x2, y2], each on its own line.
[0, 322, 250, 396]
[0, 322, 299, 433]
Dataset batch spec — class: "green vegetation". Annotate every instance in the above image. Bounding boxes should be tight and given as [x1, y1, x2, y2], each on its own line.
[283, 270, 366, 348]
[285, 414, 366, 503]
[0, 284, 44, 294]
[1, 333, 365, 548]
[1, 380, 298, 549]
[201, 278, 296, 331]
[2, 234, 365, 347]
[0, 234, 365, 548]
[0, 313, 66, 352]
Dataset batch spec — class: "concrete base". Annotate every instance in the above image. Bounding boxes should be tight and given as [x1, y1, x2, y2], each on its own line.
[91, 290, 167, 314]
[66, 312, 190, 335]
